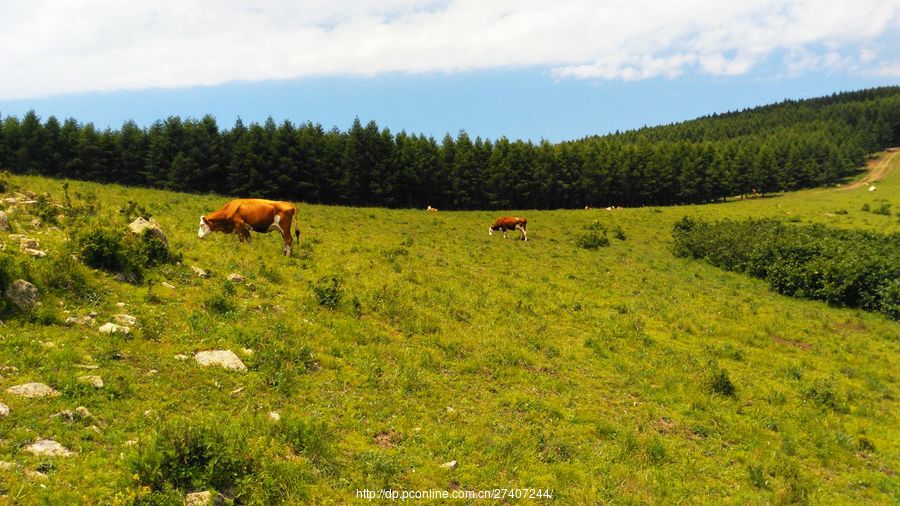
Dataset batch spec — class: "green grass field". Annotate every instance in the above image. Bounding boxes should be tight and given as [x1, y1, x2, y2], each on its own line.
[0, 151, 898, 504]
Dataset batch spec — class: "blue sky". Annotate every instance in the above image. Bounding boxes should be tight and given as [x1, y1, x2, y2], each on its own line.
[2, 1, 899, 142]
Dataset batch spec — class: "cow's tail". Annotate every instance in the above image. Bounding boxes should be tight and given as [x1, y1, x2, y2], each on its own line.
[293, 205, 300, 243]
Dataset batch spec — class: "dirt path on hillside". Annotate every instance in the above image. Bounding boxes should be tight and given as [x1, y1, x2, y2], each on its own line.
[839, 148, 899, 190]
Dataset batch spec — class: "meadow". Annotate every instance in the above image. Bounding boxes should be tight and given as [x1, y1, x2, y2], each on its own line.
[0, 151, 897, 504]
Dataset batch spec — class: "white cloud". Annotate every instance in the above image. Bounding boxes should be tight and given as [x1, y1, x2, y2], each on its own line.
[2, 0, 899, 99]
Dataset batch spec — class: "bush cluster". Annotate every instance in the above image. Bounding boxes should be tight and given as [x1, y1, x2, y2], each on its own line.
[576, 221, 611, 249]
[127, 417, 309, 503]
[673, 217, 900, 319]
[70, 223, 179, 283]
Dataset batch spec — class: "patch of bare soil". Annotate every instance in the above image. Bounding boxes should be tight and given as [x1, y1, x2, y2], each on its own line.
[840, 149, 899, 190]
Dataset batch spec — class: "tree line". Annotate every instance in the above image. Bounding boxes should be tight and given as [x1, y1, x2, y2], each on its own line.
[1, 87, 899, 209]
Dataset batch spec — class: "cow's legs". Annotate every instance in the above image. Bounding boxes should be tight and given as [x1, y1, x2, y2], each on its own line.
[235, 218, 250, 243]
[275, 211, 294, 256]
[516, 224, 527, 241]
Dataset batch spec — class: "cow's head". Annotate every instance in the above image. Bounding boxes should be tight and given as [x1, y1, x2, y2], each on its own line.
[198, 215, 212, 238]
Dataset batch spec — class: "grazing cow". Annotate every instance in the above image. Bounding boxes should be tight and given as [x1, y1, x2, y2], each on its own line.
[198, 199, 299, 256]
[489, 216, 528, 241]
[427, 205, 438, 212]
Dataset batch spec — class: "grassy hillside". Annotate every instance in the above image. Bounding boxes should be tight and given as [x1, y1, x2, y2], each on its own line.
[0, 151, 897, 503]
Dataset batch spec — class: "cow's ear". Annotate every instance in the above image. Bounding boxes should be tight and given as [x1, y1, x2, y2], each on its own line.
[201, 216, 209, 224]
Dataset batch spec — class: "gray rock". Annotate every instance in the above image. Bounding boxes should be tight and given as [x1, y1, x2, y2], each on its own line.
[185, 490, 225, 506]
[113, 314, 137, 326]
[19, 238, 38, 250]
[5, 279, 39, 311]
[0, 210, 8, 231]
[226, 273, 245, 283]
[267, 411, 281, 422]
[23, 439, 73, 457]
[6, 382, 59, 398]
[49, 410, 76, 421]
[191, 266, 209, 278]
[99, 322, 130, 335]
[194, 350, 247, 372]
[22, 248, 46, 257]
[0, 403, 9, 417]
[65, 315, 95, 327]
[75, 406, 93, 418]
[441, 460, 458, 469]
[162, 282, 176, 290]
[78, 375, 104, 388]
[128, 217, 168, 245]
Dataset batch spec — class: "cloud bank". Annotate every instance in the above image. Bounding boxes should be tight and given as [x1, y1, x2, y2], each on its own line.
[2, 0, 899, 99]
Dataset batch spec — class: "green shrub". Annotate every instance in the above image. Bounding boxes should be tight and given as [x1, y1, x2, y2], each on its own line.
[708, 368, 737, 397]
[673, 217, 900, 319]
[71, 225, 133, 272]
[861, 203, 870, 212]
[128, 418, 278, 502]
[612, 225, 627, 241]
[203, 292, 235, 314]
[275, 416, 336, 475]
[872, 202, 892, 216]
[804, 379, 849, 413]
[311, 275, 342, 309]
[71, 221, 179, 283]
[33, 194, 60, 225]
[33, 252, 92, 297]
[576, 221, 610, 249]
[119, 200, 151, 222]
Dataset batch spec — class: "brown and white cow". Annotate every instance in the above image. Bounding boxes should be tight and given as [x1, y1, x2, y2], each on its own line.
[489, 216, 528, 241]
[198, 199, 299, 256]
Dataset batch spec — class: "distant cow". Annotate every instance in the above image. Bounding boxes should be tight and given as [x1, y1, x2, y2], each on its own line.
[489, 216, 528, 241]
[198, 199, 299, 256]
[427, 205, 438, 212]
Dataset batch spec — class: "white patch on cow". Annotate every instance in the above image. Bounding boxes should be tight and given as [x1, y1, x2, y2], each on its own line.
[198, 216, 211, 238]
[488, 227, 493, 236]
[267, 214, 284, 234]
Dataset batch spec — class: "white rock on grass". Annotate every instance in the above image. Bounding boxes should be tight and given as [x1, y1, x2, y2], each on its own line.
[0, 403, 9, 417]
[191, 266, 209, 278]
[185, 491, 224, 506]
[226, 273, 245, 283]
[65, 315, 95, 327]
[267, 411, 281, 422]
[23, 440, 73, 457]
[6, 382, 59, 398]
[99, 322, 131, 335]
[22, 248, 46, 257]
[194, 350, 247, 372]
[19, 238, 38, 250]
[113, 314, 137, 326]
[441, 460, 458, 469]
[78, 375, 104, 388]
[0, 210, 8, 231]
[128, 217, 168, 245]
[161, 282, 176, 290]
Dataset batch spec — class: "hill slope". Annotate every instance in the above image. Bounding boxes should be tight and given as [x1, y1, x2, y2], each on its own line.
[0, 152, 897, 503]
